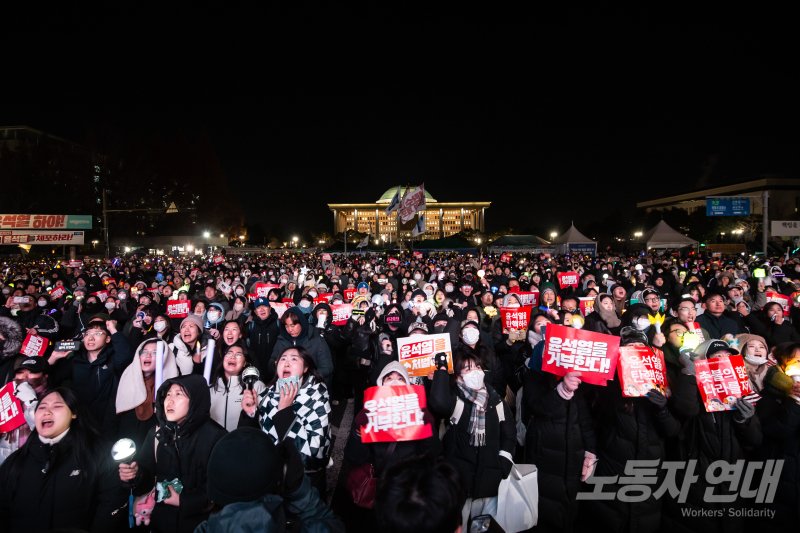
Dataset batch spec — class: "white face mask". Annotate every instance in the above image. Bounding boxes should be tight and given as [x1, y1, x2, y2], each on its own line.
[308, 291, 318, 298]
[462, 328, 480, 346]
[414, 274, 422, 281]
[299, 300, 312, 309]
[634, 317, 651, 331]
[38, 300, 47, 307]
[104, 302, 115, 310]
[462, 369, 485, 390]
[316, 314, 327, 328]
[118, 293, 127, 300]
[445, 284, 454, 293]
[528, 331, 543, 346]
[153, 321, 167, 332]
[207, 311, 221, 322]
[745, 354, 767, 366]
[235, 288, 245, 296]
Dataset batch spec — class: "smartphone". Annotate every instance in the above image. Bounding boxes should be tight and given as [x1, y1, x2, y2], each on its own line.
[13, 296, 28, 304]
[55, 340, 80, 352]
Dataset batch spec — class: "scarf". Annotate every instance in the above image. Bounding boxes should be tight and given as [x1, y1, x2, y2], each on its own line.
[135, 374, 156, 421]
[595, 294, 621, 328]
[456, 381, 488, 447]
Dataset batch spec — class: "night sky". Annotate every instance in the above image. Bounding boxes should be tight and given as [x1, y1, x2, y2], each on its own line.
[3, 7, 799, 238]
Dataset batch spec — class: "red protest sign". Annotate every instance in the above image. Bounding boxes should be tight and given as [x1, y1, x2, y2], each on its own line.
[49, 286, 67, 300]
[253, 282, 280, 298]
[167, 301, 191, 318]
[92, 290, 109, 302]
[499, 306, 532, 331]
[413, 251, 423, 259]
[67, 260, 83, 268]
[20, 333, 47, 357]
[331, 303, 353, 325]
[313, 293, 334, 305]
[397, 333, 453, 377]
[617, 345, 669, 397]
[579, 297, 595, 316]
[516, 291, 539, 307]
[500, 253, 512, 263]
[361, 385, 433, 443]
[686, 321, 706, 343]
[694, 355, 753, 412]
[541, 324, 620, 386]
[213, 255, 225, 265]
[270, 302, 289, 318]
[557, 271, 579, 289]
[281, 298, 294, 304]
[766, 291, 791, 317]
[0, 383, 27, 433]
[322, 253, 332, 261]
[388, 257, 399, 267]
[343, 288, 357, 301]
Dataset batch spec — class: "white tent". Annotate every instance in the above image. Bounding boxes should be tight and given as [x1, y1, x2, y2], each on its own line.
[643, 220, 698, 249]
[553, 223, 597, 256]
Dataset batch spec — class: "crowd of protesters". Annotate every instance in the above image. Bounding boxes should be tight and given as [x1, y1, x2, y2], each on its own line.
[0, 248, 799, 532]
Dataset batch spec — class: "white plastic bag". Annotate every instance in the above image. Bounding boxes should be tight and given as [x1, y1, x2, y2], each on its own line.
[494, 463, 538, 532]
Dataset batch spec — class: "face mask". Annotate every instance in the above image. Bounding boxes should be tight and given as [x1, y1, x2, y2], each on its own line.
[462, 328, 480, 346]
[207, 311, 221, 322]
[308, 291, 318, 298]
[424, 289, 433, 298]
[634, 317, 650, 331]
[462, 369, 485, 390]
[527, 331, 543, 346]
[153, 321, 167, 332]
[299, 300, 312, 309]
[38, 300, 47, 307]
[745, 354, 767, 366]
[235, 288, 245, 296]
[2, 288, 9, 295]
[414, 274, 422, 281]
[445, 284, 454, 293]
[316, 314, 327, 328]
[104, 302, 115, 310]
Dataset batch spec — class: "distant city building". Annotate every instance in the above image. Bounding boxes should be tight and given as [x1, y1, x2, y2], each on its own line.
[328, 187, 490, 241]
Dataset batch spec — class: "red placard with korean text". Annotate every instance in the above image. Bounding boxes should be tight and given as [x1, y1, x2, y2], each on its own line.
[213, 255, 224, 265]
[579, 297, 596, 316]
[413, 251, 423, 259]
[766, 291, 791, 317]
[397, 333, 453, 377]
[49, 286, 67, 300]
[388, 257, 399, 267]
[0, 383, 27, 433]
[361, 385, 433, 443]
[500, 253, 512, 263]
[19, 333, 47, 357]
[313, 293, 334, 305]
[343, 288, 357, 301]
[92, 290, 109, 302]
[322, 253, 332, 261]
[694, 355, 753, 412]
[516, 291, 539, 307]
[617, 345, 669, 397]
[499, 306, 533, 331]
[254, 282, 281, 298]
[331, 303, 353, 325]
[542, 324, 620, 386]
[557, 271, 579, 289]
[167, 301, 191, 318]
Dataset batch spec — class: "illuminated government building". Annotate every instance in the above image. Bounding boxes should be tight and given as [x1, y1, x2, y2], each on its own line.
[328, 187, 490, 241]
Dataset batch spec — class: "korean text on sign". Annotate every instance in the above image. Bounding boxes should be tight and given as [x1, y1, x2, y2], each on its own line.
[694, 355, 753, 412]
[541, 324, 620, 386]
[499, 306, 532, 331]
[331, 303, 353, 326]
[558, 271, 580, 289]
[397, 333, 453, 377]
[617, 345, 669, 397]
[0, 382, 27, 433]
[361, 384, 433, 443]
[167, 301, 191, 318]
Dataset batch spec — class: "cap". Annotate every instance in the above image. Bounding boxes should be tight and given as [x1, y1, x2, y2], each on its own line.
[357, 281, 369, 290]
[15, 356, 48, 373]
[254, 297, 269, 309]
[408, 320, 429, 334]
[695, 339, 739, 358]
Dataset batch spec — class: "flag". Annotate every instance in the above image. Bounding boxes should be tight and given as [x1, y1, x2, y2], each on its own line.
[399, 183, 427, 224]
[356, 235, 369, 248]
[385, 186, 402, 214]
[411, 214, 426, 237]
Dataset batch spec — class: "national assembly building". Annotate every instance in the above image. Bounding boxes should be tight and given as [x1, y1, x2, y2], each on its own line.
[328, 186, 490, 242]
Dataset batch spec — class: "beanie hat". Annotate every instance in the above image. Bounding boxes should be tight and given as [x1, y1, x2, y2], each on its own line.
[408, 320, 429, 334]
[181, 314, 204, 333]
[460, 319, 480, 331]
[736, 333, 767, 354]
[377, 360, 410, 386]
[411, 289, 427, 301]
[207, 428, 282, 506]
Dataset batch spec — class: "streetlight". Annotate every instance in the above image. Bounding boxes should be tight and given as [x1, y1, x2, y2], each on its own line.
[550, 232, 557, 239]
[219, 234, 225, 239]
[292, 236, 299, 246]
[634, 231, 643, 238]
[203, 231, 210, 239]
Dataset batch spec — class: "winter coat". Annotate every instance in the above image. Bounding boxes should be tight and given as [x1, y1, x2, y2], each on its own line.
[169, 335, 208, 376]
[696, 312, 742, 339]
[209, 375, 266, 431]
[246, 312, 280, 379]
[523, 351, 596, 533]
[453, 340, 506, 397]
[428, 369, 515, 499]
[0, 430, 125, 532]
[49, 331, 133, 437]
[134, 375, 227, 533]
[269, 307, 334, 385]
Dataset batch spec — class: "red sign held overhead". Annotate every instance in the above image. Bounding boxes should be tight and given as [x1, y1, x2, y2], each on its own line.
[331, 303, 353, 325]
[361, 385, 433, 443]
[322, 253, 332, 261]
[617, 345, 669, 397]
[20, 333, 48, 357]
[213, 255, 225, 265]
[167, 301, 191, 318]
[541, 324, 620, 386]
[388, 257, 399, 267]
[49, 286, 67, 300]
[557, 271, 580, 289]
[499, 306, 533, 331]
[253, 283, 280, 298]
[516, 291, 539, 307]
[694, 355, 753, 412]
[579, 297, 596, 317]
[343, 288, 357, 302]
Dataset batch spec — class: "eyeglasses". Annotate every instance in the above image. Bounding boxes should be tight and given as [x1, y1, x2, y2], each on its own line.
[668, 330, 688, 337]
[677, 307, 694, 312]
[140, 350, 157, 357]
[224, 352, 245, 359]
[83, 330, 107, 338]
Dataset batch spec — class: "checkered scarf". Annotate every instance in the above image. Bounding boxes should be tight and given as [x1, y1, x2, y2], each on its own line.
[456, 381, 488, 447]
[259, 376, 331, 464]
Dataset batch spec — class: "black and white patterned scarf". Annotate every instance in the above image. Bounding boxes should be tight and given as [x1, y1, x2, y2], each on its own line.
[456, 381, 488, 447]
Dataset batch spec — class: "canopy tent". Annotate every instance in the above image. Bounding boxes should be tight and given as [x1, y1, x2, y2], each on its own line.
[552, 224, 597, 256]
[488, 235, 554, 253]
[643, 220, 699, 249]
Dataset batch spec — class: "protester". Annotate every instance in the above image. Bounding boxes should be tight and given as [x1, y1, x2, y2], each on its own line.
[209, 342, 265, 431]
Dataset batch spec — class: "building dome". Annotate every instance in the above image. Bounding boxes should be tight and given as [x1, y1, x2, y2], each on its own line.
[376, 186, 437, 204]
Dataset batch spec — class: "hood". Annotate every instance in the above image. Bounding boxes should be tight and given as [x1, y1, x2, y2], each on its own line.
[155, 374, 212, 439]
[0, 316, 24, 358]
[382, 303, 405, 331]
[312, 303, 333, 328]
[539, 281, 557, 297]
[278, 306, 310, 341]
[116, 339, 178, 414]
[204, 302, 226, 327]
[376, 360, 410, 386]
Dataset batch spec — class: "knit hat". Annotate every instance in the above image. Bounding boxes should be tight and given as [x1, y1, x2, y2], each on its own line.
[411, 289, 427, 301]
[461, 319, 480, 330]
[181, 314, 204, 333]
[207, 428, 282, 506]
[408, 320, 429, 334]
[377, 360, 410, 386]
[736, 333, 767, 354]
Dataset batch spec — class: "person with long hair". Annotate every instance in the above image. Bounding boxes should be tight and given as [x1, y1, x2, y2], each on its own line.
[0, 387, 125, 532]
[209, 342, 265, 431]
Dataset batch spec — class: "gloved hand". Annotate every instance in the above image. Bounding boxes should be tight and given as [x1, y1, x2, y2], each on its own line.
[645, 389, 668, 410]
[734, 398, 755, 422]
[581, 451, 597, 482]
[279, 439, 306, 494]
[499, 455, 513, 479]
[433, 352, 449, 371]
[678, 352, 696, 376]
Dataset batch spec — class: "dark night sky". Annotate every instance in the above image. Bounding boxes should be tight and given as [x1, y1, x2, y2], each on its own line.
[3, 7, 799, 238]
